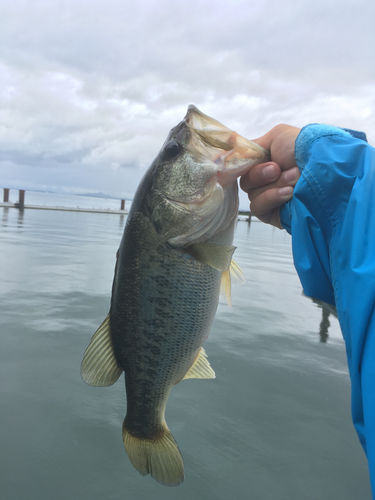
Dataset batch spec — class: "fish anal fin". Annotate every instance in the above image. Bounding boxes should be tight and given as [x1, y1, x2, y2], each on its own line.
[122, 422, 184, 487]
[187, 243, 236, 272]
[81, 314, 123, 387]
[183, 347, 216, 380]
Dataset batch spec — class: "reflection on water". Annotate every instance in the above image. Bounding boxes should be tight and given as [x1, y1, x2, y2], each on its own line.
[2, 206, 9, 225]
[17, 208, 25, 227]
[307, 295, 338, 343]
[319, 305, 331, 343]
[2, 206, 25, 230]
[0, 205, 371, 500]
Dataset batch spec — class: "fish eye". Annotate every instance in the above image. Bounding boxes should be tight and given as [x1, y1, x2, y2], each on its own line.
[164, 140, 181, 159]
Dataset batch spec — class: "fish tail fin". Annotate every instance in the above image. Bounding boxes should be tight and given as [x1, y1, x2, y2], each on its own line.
[122, 421, 184, 487]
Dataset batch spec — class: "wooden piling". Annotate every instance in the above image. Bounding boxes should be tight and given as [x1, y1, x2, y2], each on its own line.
[18, 190, 25, 209]
[3, 188, 9, 202]
[120, 199, 125, 211]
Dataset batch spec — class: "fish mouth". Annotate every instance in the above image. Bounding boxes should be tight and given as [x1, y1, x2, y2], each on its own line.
[160, 105, 270, 247]
[184, 104, 270, 187]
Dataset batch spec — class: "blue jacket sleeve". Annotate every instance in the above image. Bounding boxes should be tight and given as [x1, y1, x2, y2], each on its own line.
[279, 124, 375, 494]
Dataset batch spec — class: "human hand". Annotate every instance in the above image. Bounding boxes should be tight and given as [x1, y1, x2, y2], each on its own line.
[240, 125, 301, 229]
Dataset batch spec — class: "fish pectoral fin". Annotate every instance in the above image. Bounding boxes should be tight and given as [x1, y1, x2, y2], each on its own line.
[122, 422, 184, 487]
[80, 314, 123, 387]
[183, 347, 216, 380]
[186, 243, 236, 272]
[220, 259, 246, 307]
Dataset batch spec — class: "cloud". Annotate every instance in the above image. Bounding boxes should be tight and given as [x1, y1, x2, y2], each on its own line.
[0, 0, 374, 200]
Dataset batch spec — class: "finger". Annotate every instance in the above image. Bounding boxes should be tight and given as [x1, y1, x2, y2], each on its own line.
[254, 207, 282, 229]
[250, 186, 294, 229]
[252, 124, 294, 151]
[240, 162, 281, 193]
[250, 186, 294, 217]
[252, 125, 301, 170]
[246, 166, 300, 202]
[281, 166, 300, 185]
[252, 132, 273, 151]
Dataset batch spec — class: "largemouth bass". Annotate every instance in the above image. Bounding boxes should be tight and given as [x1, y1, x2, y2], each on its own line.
[81, 105, 269, 486]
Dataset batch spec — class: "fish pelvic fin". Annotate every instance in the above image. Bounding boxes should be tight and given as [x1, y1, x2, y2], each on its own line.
[182, 347, 216, 380]
[122, 422, 184, 487]
[81, 314, 123, 386]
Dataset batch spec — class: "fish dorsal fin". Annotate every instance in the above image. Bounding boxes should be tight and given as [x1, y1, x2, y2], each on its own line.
[81, 314, 123, 386]
[183, 347, 216, 380]
[187, 243, 236, 272]
[220, 259, 246, 306]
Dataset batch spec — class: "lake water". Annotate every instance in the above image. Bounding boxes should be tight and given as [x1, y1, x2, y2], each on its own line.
[0, 194, 371, 500]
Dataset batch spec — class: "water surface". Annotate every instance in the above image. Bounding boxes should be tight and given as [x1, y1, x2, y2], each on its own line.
[0, 202, 371, 500]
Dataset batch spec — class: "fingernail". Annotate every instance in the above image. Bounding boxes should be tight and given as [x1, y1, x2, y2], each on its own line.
[283, 167, 299, 183]
[263, 164, 277, 179]
[279, 186, 293, 198]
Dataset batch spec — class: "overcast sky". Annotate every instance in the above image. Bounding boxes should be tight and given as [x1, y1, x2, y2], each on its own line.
[1, 0, 374, 207]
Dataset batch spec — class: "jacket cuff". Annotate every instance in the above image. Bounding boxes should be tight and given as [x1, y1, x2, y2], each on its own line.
[280, 124, 367, 233]
[294, 124, 351, 168]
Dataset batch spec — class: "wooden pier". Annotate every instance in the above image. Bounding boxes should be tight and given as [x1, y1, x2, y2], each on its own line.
[1, 188, 251, 219]
[0, 188, 129, 214]
[238, 210, 252, 222]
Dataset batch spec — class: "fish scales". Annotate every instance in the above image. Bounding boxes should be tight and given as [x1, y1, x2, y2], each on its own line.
[81, 105, 269, 486]
[111, 210, 221, 438]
